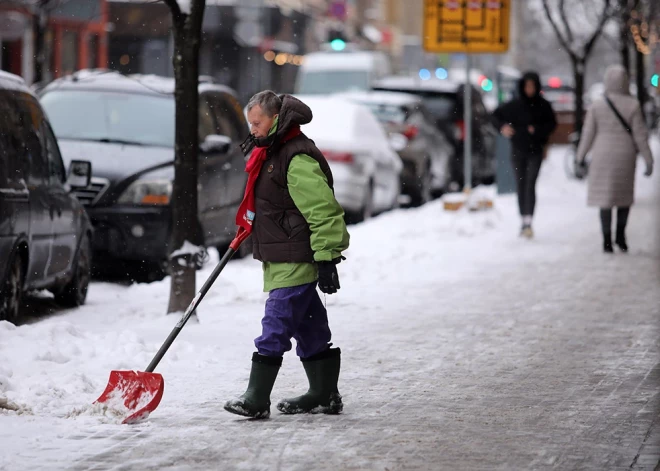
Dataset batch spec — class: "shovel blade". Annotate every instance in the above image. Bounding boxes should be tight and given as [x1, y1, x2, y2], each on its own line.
[95, 370, 164, 424]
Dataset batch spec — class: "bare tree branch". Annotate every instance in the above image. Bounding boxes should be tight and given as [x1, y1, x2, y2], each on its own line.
[584, 0, 613, 57]
[559, 0, 574, 43]
[542, 0, 578, 61]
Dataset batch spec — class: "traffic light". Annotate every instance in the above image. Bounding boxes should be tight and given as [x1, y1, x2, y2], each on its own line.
[435, 68, 448, 79]
[330, 38, 346, 51]
[652, 74, 659, 88]
[478, 75, 493, 92]
[419, 69, 431, 80]
[327, 29, 347, 51]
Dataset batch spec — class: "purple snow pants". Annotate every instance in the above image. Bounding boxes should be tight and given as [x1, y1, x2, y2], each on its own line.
[255, 282, 332, 359]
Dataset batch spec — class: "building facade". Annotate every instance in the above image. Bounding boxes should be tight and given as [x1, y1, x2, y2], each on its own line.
[0, 0, 109, 85]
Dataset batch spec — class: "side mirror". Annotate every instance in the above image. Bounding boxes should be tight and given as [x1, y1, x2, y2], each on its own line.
[200, 134, 232, 154]
[388, 133, 408, 152]
[67, 160, 92, 189]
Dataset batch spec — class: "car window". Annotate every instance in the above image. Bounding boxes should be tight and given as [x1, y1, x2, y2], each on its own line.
[40, 90, 175, 148]
[374, 88, 458, 122]
[0, 91, 24, 187]
[407, 110, 426, 127]
[363, 102, 407, 124]
[220, 94, 247, 140]
[15, 93, 48, 186]
[298, 71, 370, 94]
[207, 94, 240, 141]
[473, 93, 487, 117]
[199, 98, 217, 142]
[43, 122, 66, 185]
[418, 104, 438, 125]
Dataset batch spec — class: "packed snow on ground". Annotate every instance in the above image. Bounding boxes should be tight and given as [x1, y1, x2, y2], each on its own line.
[0, 139, 658, 470]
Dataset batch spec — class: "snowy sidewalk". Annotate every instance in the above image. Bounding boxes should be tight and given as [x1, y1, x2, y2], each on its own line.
[1, 142, 660, 470]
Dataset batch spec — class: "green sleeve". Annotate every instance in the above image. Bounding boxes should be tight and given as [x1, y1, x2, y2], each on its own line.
[287, 154, 350, 262]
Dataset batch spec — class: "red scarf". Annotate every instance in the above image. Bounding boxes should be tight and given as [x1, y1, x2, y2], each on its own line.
[235, 125, 302, 234]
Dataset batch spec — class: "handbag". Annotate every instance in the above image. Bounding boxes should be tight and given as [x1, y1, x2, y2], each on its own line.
[604, 96, 638, 153]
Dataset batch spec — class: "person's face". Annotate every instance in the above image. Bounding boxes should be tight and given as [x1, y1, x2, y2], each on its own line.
[248, 105, 277, 139]
[524, 79, 537, 98]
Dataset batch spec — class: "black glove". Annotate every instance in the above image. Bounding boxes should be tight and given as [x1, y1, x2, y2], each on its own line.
[575, 159, 588, 180]
[318, 260, 341, 295]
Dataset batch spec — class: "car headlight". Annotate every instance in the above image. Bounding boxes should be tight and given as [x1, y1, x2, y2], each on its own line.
[117, 179, 172, 205]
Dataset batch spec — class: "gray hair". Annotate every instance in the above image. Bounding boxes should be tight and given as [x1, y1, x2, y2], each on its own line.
[247, 90, 282, 117]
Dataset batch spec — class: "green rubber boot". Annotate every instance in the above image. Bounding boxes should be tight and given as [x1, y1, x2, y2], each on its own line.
[224, 353, 281, 419]
[277, 348, 343, 415]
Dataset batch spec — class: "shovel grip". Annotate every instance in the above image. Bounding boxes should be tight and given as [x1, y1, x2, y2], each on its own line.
[230, 227, 250, 251]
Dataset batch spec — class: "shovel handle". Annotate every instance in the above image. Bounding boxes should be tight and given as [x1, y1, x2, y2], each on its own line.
[144, 229, 249, 373]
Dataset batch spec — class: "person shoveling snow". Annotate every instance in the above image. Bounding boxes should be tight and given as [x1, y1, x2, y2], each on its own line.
[224, 91, 350, 419]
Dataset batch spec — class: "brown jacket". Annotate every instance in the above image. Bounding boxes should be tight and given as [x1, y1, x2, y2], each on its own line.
[252, 95, 334, 263]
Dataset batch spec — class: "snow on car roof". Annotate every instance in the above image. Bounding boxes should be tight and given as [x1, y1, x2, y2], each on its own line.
[301, 51, 385, 71]
[294, 95, 367, 140]
[0, 70, 33, 94]
[334, 90, 421, 107]
[40, 69, 237, 97]
[373, 76, 460, 93]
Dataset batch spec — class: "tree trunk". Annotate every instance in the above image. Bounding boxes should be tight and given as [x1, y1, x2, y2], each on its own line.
[33, 3, 48, 84]
[572, 59, 586, 135]
[167, 15, 204, 314]
[619, 5, 631, 74]
[635, 46, 648, 122]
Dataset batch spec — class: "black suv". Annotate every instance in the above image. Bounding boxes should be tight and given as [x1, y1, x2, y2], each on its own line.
[0, 71, 93, 322]
[39, 71, 250, 277]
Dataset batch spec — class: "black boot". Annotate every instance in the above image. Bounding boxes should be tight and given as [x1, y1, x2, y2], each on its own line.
[277, 348, 343, 415]
[224, 353, 281, 419]
[615, 227, 628, 252]
[604, 233, 614, 253]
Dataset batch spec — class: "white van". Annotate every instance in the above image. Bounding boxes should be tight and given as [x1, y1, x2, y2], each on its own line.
[295, 50, 392, 95]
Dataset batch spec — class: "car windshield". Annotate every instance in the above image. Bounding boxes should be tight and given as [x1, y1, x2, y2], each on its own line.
[363, 103, 407, 124]
[298, 71, 370, 94]
[40, 90, 175, 147]
[374, 88, 457, 121]
[415, 93, 456, 120]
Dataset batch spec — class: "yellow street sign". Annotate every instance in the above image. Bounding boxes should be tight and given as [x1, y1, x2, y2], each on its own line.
[423, 0, 511, 53]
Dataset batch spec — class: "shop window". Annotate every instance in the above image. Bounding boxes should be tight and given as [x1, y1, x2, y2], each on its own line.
[61, 30, 79, 75]
[88, 34, 99, 69]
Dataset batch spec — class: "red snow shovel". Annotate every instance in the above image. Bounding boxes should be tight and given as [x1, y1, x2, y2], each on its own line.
[95, 229, 251, 424]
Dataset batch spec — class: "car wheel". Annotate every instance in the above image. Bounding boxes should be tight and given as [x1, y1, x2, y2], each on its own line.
[348, 181, 374, 224]
[0, 253, 24, 322]
[55, 233, 91, 307]
[411, 160, 433, 207]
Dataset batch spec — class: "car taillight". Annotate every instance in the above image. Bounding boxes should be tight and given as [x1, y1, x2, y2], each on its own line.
[454, 120, 465, 141]
[322, 150, 354, 163]
[402, 125, 419, 140]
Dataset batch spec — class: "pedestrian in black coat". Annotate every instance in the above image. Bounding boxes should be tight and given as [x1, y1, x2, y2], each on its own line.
[493, 71, 557, 238]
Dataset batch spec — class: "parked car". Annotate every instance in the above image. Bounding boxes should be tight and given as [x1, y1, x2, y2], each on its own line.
[337, 90, 453, 205]
[38, 71, 250, 278]
[295, 95, 402, 222]
[0, 71, 93, 321]
[372, 76, 497, 189]
[295, 50, 392, 95]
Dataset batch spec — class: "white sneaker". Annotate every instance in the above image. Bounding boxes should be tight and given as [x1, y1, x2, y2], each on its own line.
[520, 226, 534, 239]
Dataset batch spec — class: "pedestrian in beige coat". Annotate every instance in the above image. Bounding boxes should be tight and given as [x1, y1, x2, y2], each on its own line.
[576, 64, 654, 253]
